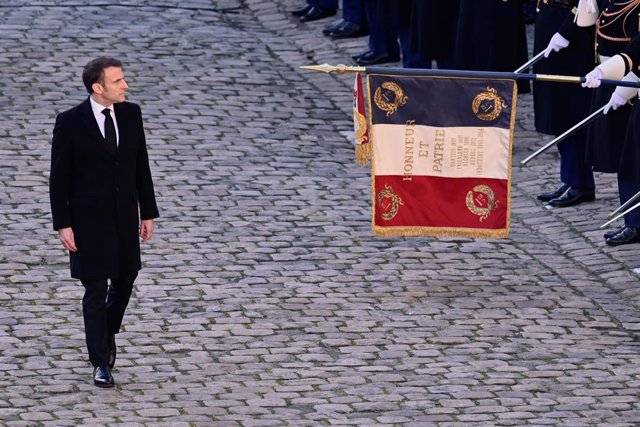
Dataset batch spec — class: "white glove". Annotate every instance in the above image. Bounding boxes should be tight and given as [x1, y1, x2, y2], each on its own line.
[544, 33, 570, 58]
[603, 92, 628, 114]
[603, 72, 640, 113]
[582, 67, 603, 88]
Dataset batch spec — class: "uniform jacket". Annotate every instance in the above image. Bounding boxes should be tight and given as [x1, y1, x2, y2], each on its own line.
[596, 0, 640, 57]
[618, 33, 640, 186]
[585, 0, 639, 172]
[533, 0, 597, 135]
[50, 98, 159, 280]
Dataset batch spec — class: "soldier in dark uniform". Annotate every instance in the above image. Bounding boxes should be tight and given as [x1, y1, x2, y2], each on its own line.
[356, 1, 458, 68]
[581, 0, 640, 245]
[408, 0, 459, 69]
[533, 0, 598, 207]
[453, 0, 531, 93]
[584, 31, 640, 245]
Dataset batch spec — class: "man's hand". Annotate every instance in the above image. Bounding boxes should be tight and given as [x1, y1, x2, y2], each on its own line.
[58, 227, 77, 252]
[140, 219, 154, 242]
[544, 33, 569, 58]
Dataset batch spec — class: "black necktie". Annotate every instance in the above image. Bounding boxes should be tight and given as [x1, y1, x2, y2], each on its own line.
[102, 108, 117, 155]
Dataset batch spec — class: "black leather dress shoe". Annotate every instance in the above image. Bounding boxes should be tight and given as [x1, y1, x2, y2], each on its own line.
[93, 365, 114, 388]
[290, 5, 311, 16]
[322, 20, 344, 35]
[537, 183, 569, 202]
[355, 51, 401, 66]
[329, 21, 368, 39]
[547, 186, 595, 208]
[605, 226, 640, 246]
[108, 334, 116, 369]
[300, 7, 336, 22]
[352, 50, 372, 61]
[604, 225, 626, 239]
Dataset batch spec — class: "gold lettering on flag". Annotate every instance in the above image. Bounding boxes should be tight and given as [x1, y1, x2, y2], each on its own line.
[433, 129, 445, 174]
[404, 120, 415, 181]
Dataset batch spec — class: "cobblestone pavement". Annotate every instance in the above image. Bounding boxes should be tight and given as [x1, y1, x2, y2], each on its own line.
[1, 1, 640, 426]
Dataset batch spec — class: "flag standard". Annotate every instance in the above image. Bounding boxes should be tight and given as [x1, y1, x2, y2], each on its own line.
[367, 73, 517, 238]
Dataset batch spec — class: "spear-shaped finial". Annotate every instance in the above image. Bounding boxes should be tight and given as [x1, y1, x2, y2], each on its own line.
[300, 63, 366, 74]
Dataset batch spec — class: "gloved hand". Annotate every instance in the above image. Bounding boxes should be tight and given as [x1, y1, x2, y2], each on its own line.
[544, 33, 570, 58]
[603, 92, 628, 114]
[582, 67, 603, 88]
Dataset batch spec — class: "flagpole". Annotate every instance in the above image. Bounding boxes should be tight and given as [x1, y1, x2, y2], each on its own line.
[520, 105, 606, 165]
[513, 51, 546, 73]
[601, 199, 640, 229]
[300, 64, 640, 89]
[607, 190, 640, 218]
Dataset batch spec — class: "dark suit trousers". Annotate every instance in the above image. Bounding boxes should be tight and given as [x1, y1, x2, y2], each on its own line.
[81, 272, 137, 367]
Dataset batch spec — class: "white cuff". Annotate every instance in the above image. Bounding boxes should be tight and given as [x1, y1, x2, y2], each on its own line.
[598, 55, 627, 81]
[575, 0, 599, 26]
[613, 72, 640, 101]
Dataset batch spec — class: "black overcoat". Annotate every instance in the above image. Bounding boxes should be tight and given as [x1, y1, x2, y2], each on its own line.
[454, 0, 530, 93]
[533, 1, 596, 135]
[50, 99, 159, 280]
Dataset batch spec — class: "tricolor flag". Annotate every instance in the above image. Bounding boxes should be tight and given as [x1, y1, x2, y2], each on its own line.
[367, 74, 517, 238]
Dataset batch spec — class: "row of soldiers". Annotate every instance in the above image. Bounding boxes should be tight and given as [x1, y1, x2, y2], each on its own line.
[292, 0, 640, 246]
[289, 1, 530, 82]
[535, 0, 640, 246]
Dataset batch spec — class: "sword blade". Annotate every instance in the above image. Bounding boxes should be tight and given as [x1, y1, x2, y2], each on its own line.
[513, 51, 546, 73]
[608, 190, 640, 218]
[601, 199, 640, 229]
[520, 105, 606, 165]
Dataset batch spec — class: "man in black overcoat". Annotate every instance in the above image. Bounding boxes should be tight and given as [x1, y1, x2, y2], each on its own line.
[49, 57, 159, 387]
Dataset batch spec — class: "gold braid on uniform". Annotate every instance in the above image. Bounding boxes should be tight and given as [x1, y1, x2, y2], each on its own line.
[620, 52, 634, 72]
[596, 0, 640, 43]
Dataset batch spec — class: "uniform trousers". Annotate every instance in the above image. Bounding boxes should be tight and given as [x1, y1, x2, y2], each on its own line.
[619, 179, 640, 227]
[557, 131, 595, 190]
[308, 0, 338, 9]
[342, 0, 366, 26]
[364, 0, 423, 66]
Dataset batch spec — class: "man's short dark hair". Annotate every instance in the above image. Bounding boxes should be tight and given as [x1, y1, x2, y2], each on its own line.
[82, 57, 123, 94]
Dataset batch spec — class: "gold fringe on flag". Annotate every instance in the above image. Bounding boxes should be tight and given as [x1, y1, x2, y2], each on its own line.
[355, 142, 371, 165]
[353, 72, 370, 165]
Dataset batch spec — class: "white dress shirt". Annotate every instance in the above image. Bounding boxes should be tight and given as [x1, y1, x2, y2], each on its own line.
[89, 96, 120, 146]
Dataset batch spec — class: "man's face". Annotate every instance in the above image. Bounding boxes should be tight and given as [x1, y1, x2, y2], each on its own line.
[95, 66, 128, 105]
